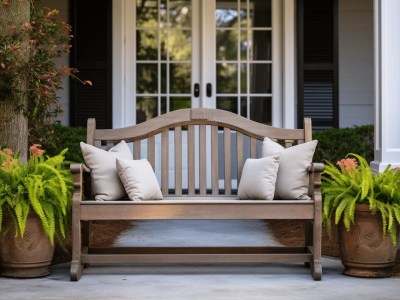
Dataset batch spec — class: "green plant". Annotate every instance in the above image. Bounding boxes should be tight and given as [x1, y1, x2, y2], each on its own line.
[0, 144, 73, 245]
[0, 0, 91, 144]
[322, 153, 400, 245]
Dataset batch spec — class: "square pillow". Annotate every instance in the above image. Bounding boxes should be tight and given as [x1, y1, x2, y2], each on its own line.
[262, 138, 318, 200]
[237, 155, 280, 200]
[80, 140, 132, 201]
[116, 158, 163, 201]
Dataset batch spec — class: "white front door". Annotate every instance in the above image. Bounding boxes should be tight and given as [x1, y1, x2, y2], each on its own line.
[113, 0, 279, 127]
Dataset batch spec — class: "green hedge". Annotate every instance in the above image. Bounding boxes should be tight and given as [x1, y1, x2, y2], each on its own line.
[42, 124, 86, 164]
[313, 125, 374, 164]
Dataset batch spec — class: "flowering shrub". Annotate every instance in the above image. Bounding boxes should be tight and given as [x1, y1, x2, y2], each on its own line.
[322, 153, 400, 244]
[0, 144, 73, 245]
[0, 0, 91, 143]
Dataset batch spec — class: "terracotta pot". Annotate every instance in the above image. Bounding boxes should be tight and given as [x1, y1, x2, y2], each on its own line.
[0, 213, 54, 278]
[339, 204, 398, 278]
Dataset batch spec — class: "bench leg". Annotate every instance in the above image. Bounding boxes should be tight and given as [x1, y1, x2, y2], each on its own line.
[70, 202, 84, 281]
[312, 205, 322, 281]
[70, 260, 84, 281]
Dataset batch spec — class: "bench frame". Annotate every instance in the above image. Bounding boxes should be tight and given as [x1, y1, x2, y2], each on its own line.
[70, 108, 324, 281]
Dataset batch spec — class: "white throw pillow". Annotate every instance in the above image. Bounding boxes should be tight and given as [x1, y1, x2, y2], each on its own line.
[262, 138, 318, 200]
[237, 156, 280, 200]
[80, 140, 132, 201]
[116, 158, 163, 201]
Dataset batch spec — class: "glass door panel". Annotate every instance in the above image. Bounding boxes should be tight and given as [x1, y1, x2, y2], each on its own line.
[215, 0, 272, 124]
[136, 0, 192, 123]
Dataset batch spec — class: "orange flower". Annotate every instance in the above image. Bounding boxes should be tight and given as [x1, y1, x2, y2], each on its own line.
[4, 148, 13, 155]
[29, 144, 45, 158]
[336, 158, 358, 175]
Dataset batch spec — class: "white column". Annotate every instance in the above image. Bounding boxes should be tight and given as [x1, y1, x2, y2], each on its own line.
[371, 0, 400, 172]
[282, 0, 296, 129]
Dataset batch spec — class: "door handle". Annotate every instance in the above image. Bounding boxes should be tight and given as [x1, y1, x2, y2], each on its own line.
[206, 83, 212, 97]
[194, 83, 200, 97]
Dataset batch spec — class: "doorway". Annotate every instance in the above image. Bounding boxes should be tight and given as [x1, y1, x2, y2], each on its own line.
[128, 0, 276, 125]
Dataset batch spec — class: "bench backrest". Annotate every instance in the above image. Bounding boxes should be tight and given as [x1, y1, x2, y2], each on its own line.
[87, 108, 312, 196]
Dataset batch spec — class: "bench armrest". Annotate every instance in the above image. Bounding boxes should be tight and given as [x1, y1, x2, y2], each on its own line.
[71, 163, 91, 203]
[307, 163, 324, 201]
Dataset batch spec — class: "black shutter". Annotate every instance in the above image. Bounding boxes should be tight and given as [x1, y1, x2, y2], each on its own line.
[297, 0, 338, 129]
[70, 0, 112, 129]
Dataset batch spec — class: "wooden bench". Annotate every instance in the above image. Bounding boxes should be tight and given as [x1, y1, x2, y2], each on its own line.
[70, 108, 324, 281]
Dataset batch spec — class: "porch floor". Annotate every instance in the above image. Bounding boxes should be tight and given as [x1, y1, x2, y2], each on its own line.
[1, 220, 399, 299]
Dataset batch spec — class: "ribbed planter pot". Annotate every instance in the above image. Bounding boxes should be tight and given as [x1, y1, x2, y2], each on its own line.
[0, 213, 54, 278]
[339, 204, 398, 278]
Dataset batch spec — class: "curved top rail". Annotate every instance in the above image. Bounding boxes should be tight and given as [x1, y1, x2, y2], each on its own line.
[92, 108, 307, 142]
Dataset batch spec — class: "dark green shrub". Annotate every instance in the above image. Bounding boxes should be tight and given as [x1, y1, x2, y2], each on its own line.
[40, 124, 86, 164]
[313, 125, 374, 163]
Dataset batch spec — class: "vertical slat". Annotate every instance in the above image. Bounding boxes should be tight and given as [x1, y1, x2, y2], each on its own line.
[250, 137, 257, 158]
[161, 130, 169, 195]
[236, 132, 244, 184]
[304, 118, 312, 142]
[285, 140, 294, 148]
[86, 118, 96, 145]
[147, 135, 155, 170]
[188, 125, 195, 195]
[199, 125, 207, 195]
[211, 126, 219, 195]
[224, 128, 232, 194]
[134, 140, 141, 160]
[174, 127, 182, 196]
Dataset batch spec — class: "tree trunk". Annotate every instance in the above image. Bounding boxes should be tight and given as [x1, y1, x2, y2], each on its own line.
[0, 0, 30, 161]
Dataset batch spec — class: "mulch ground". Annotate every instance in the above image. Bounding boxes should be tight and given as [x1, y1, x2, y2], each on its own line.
[52, 220, 132, 265]
[53, 220, 400, 277]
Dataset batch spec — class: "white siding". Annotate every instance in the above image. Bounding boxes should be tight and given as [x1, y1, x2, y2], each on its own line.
[40, 0, 70, 125]
[338, 0, 374, 127]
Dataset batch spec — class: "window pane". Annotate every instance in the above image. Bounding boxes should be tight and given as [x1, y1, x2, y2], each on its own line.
[216, 1, 238, 28]
[170, 63, 191, 93]
[161, 96, 167, 114]
[217, 97, 238, 113]
[241, 97, 247, 118]
[161, 30, 167, 60]
[137, 64, 158, 93]
[161, 64, 167, 93]
[250, 97, 271, 125]
[169, 30, 192, 61]
[136, 30, 158, 61]
[240, 30, 247, 60]
[249, 63, 271, 94]
[170, 97, 191, 111]
[137, 97, 158, 123]
[240, 63, 247, 93]
[169, 1, 192, 28]
[136, 0, 158, 28]
[240, 0, 247, 27]
[249, 30, 271, 61]
[217, 63, 238, 94]
[249, 0, 271, 28]
[216, 30, 238, 61]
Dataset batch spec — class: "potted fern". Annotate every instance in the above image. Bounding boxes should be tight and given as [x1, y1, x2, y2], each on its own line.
[0, 144, 73, 278]
[322, 153, 400, 278]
